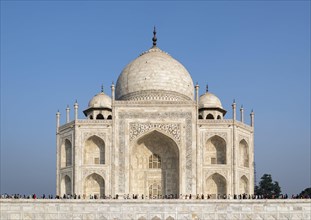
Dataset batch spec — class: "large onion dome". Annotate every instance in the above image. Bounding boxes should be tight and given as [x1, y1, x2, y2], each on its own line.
[115, 29, 194, 101]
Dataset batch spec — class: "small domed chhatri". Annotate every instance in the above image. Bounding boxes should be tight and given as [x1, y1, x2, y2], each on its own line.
[198, 85, 226, 120]
[56, 28, 255, 200]
[115, 27, 194, 101]
[88, 87, 112, 109]
[83, 85, 112, 120]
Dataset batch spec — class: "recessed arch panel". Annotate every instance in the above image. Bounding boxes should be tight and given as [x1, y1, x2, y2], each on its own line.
[239, 139, 249, 167]
[61, 175, 71, 195]
[240, 175, 249, 194]
[130, 130, 179, 196]
[84, 173, 105, 198]
[84, 136, 105, 165]
[61, 139, 72, 168]
[205, 135, 226, 165]
[205, 173, 227, 198]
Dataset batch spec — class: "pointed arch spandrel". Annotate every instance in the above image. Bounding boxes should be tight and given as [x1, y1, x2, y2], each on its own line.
[129, 122, 181, 145]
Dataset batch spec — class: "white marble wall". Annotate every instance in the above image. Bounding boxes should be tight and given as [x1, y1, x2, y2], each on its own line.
[1, 199, 310, 220]
[57, 99, 254, 198]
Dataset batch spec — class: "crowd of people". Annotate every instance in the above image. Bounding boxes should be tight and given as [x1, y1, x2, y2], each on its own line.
[1, 193, 310, 200]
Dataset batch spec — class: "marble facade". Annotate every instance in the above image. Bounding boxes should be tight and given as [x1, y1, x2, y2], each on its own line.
[56, 34, 255, 198]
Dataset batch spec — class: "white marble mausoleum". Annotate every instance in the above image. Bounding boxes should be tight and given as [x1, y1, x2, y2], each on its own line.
[56, 29, 255, 198]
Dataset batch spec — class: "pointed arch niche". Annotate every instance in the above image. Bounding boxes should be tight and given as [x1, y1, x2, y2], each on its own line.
[205, 173, 227, 198]
[239, 139, 249, 167]
[84, 136, 105, 165]
[130, 130, 179, 196]
[205, 136, 226, 165]
[240, 175, 249, 194]
[61, 139, 72, 168]
[61, 175, 71, 195]
[84, 173, 105, 198]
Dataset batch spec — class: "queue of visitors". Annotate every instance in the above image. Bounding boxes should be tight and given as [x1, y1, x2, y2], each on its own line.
[1, 193, 309, 200]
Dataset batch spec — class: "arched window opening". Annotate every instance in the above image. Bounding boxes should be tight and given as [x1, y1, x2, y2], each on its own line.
[205, 136, 226, 165]
[107, 115, 112, 120]
[205, 173, 227, 198]
[217, 115, 221, 120]
[239, 140, 249, 167]
[206, 114, 214, 119]
[96, 114, 104, 120]
[198, 115, 203, 119]
[149, 183, 161, 198]
[149, 154, 161, 169]
[84, 173, 105, 198]
[84, 136, 105, 165]
[65, 140, 72, 167]
[90, 115, 93, 120]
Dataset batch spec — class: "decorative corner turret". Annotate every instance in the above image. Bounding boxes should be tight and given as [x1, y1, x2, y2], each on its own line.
[198, 85, 226, 120]
[83, 85, 112, 120]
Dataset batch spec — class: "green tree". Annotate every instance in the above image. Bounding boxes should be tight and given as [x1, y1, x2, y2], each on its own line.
[299, 187, 311, 198]
[255, 174, 281, 198]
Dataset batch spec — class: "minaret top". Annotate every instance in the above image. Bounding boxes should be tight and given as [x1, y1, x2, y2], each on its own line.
[152, 26, 157, 47]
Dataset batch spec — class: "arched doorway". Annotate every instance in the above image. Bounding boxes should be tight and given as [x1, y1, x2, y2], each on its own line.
[84, 173, 105, 198]
[206, 114, 214, 119]
[205, 173, 227, 198]
[96, 114, 104, 119]
[240, 175, 249, 194]
[61, 175, 71, 195]
[130, 130, 179, 196]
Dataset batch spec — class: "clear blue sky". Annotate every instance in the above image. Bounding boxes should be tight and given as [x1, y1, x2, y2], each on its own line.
[1, 1, 310, 196]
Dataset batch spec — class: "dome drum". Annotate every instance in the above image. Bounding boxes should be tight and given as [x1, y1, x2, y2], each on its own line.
[199, 107, 227, 115]
[117, 89, 193, 102]
[83, 107, 112, 116]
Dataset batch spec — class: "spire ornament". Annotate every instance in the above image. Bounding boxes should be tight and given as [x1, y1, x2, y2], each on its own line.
[101, 84, 104, 93]
[206, 84, 209, 93]
[152, 26, 157, 47]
